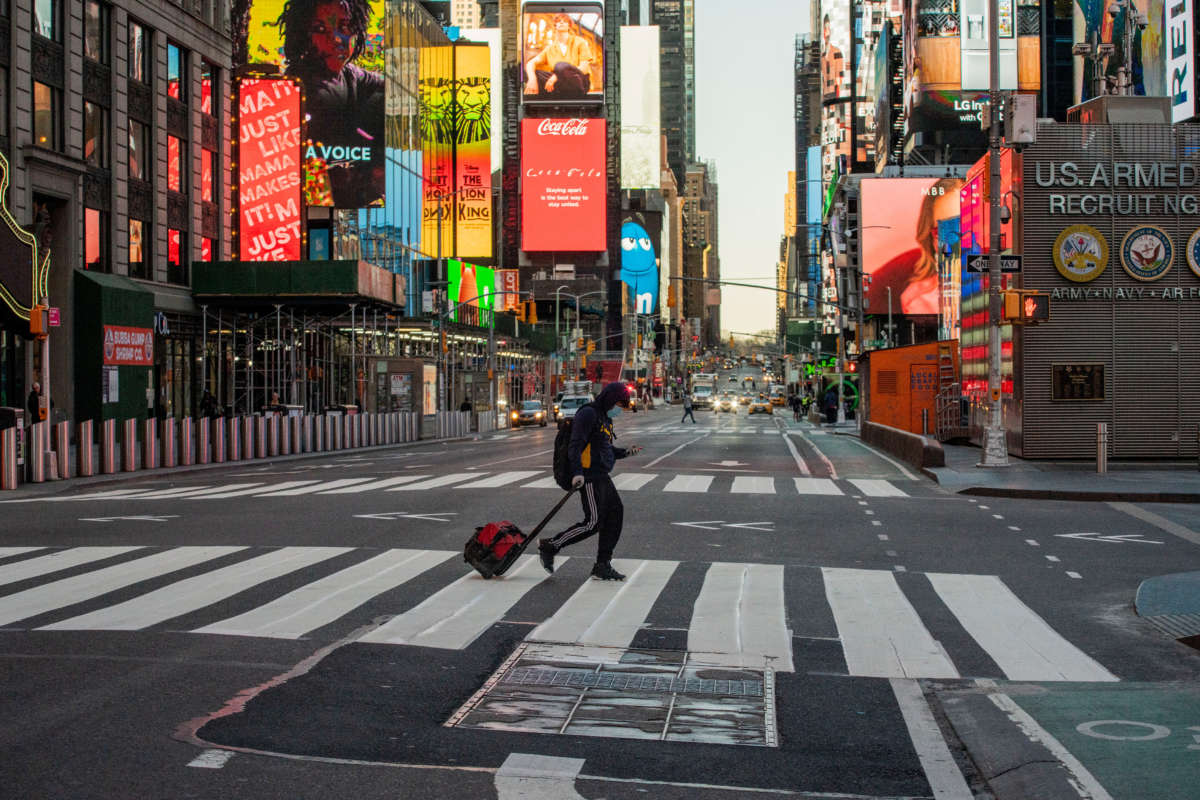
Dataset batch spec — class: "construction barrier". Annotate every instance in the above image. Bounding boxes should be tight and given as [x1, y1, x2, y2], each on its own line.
[102, 418, 118, 474]
[0, 427, 17, 489]
[228, 416, 242, 461]
[436, 411, 470, 439]
[54, 420, 70, 479]
[161, 418, 177, 468]
[123, 418, 138, 472]
[77, 419, 94, 477]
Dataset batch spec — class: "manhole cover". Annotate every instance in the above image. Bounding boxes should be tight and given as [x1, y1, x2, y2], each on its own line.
[446, 643, 777, 747]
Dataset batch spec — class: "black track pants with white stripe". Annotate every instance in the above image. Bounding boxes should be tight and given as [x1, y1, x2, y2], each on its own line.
[543, 473, 623, 563]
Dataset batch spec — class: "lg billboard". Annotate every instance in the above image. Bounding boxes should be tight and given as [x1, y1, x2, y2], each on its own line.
[520, 118, 606, 251]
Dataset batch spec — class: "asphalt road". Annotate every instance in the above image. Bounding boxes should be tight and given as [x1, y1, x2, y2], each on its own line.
[2, 374, 1199, 799]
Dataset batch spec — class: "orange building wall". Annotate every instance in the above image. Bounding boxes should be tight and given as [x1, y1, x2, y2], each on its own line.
[867, 341, 959, 435]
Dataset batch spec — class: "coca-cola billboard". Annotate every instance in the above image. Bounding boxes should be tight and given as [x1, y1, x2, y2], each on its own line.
[521, 117, 606, 251]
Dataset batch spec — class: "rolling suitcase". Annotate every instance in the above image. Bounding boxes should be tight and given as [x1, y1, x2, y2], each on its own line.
[463, 490, 576, 579]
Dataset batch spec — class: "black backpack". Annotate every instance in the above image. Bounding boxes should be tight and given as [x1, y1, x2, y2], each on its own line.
[552, 418, 574, 490]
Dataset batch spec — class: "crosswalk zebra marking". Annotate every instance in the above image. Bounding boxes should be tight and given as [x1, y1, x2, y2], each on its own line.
[166, 484, 267, 499]
[125, 486, 216, 499]
[731, 476, 775, 494]
[521, 475, 561, 489]
[529, 559, 678, 647]
[194, 549, 454, 639]
[927, 573, 1118, 682]
[849, 479, 909, 498]
[457, 471, 542, 489]
[611, 472, 658, 491]
[0, 547, 47, 561]
[0, 546, 144, 588]
[794, 478, 843, 495]
[0, 546, 246, 627]
[41, 546, 352, 631]
[663, 474, 714, 493]
[317, 475, 431, 493]
[689, 562, 793, 672]
[196, 480, 321, 499]
[822, 567, 959, 679]
[388, 474, 477, 491]
[358, 555, 553, 650]
[256, 479, 374, 496]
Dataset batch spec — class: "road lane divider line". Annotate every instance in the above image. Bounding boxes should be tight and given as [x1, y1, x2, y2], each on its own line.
[644, 434, 708, 469]
[789, 430, 837, 478]
[890, 678, 973, 800]
[1109, 502, 1200, 546]
[779, 428, 811, 476]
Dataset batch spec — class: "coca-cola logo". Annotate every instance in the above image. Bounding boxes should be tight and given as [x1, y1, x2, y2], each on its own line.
[537, 119, 589, 136]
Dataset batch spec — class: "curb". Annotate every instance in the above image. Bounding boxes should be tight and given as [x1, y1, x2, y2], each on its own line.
[919, 468, 1200, 503]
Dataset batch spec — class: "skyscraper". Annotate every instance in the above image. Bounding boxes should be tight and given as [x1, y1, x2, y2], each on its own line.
[652, 0, 695, 189]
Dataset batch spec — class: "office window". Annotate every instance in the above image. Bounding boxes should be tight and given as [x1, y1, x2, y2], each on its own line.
[84, 1, 109, 63]
[128, 120, 149, 180]
[200, 237, 212, 262]
[33, 82, 61, 150]
[168, 228, 187, 284]
[129, 21, 148, 83]
[167, 134, 183, 192]
[201, 149, 214, 202]
[129, 219, 148, 279]
[200, 61, 214, 116]
[34, 0, 58, 40]
[84, 101, 108, 167]
[167, 43, 185, 101]
[85, 208, 109, 271]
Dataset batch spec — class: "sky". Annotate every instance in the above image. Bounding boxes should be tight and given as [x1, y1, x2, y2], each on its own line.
[694, 0, 811, 339]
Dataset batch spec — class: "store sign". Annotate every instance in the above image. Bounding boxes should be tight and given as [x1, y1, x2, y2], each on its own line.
[520, 117, 606, 251]
[102, 325, 154, 366]
[497, 269, 520, 311]
[1169, 0, 1194, 122]
[1185, 229, 1200, 278]
[237, 78, 302, 261]
[1052, 225, 1109, 283]
[1120, 226, 1173, 281]
[1035, 160, 1200, 216]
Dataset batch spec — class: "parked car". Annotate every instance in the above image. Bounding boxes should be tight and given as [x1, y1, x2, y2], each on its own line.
[512, 400, 548, 427]
[748, 396, 773, 415]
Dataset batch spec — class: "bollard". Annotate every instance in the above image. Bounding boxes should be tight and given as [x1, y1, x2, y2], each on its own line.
[162, 418, 177, 468]
[211, 416, 225, 463]
[303, 415, 314, 453]
[55, 420, 70, 479]
[181, 417, 194, 466]
[197, 417, 210, 465]
[143, 419, 158, 470]
[77, 420, 94, 477]
[921, 408, 929, 437]
[228, 416, 242, 461]
[123, 418, 138, 471]
[315, 415, 325, 452]
[1097, 422, 1108, 474]
[267, 415, 279, 457]
[101, 418, 117, 474]
[0, 427, 17, 489]
[245, 416, 258, 460]
[256, 416, 268, 459]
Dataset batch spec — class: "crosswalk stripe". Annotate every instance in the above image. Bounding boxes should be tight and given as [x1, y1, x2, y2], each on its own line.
[0, 547, 45, 559]
[688, 563, 793, 672]
[0, 546, 144, 588]
[194, 549, 454, 639]
[388, 473, 477, 491]
[0, 546, 246, 627]
[358, 555, 552, 649]
[164, 484, 267, 499]
[522, 476, 561, 489]
[38, 489, 162, 502]
[529, 559, 678, 647]
[822, 567, 959, 679]
[318, 475, 431, 493]
[255, 479, 374, 497]
[41, 547, 352, 631]
[849, 479, 909, 497]
[195, 480, 320, 499]
[794, 478, 843, 495]
[125, 486, 214, 499]
[731, 476, 775, 494]
[927, 573, 1119, 682]
[663, 474, 713, 493]
[457, 471, 542, 489]
[611, 472, 658, 491]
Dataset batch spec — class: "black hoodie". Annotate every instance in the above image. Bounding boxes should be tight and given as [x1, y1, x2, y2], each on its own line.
[568, 382, 630, 478]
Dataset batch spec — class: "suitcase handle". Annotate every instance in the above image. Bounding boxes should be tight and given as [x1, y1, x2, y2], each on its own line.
[527, 489, 577, 539]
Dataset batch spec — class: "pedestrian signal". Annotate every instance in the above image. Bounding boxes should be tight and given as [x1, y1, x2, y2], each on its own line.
[1002, 290, 1049, 325]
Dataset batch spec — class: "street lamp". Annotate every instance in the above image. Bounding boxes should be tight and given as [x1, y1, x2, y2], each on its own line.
[554, 287, 606, 383]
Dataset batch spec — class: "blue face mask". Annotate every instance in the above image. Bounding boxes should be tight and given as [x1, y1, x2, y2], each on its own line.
[607, 406, 623, 419]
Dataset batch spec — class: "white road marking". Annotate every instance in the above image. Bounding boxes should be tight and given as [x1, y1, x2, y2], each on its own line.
[0, 547, 44, 559]
[689, 562, 793, 672]
[2, 489, 158, 503]
[359, 556, 551, 649]
[187, 749, 235, 769]
[1046, 556, 1060, 562]
[731, 476, 775, 494]
[457, 471, 542, 489]
[779, 428, 811, 476]
[0, 546, 245, 626]
[317, 475, 432, 493]
[166, 484, 267, 499]
[1109, 502, 1200, 546]
[789, 430, 837, 478]
[194, 549, 454, 639]
[663, 474, 714, 493]
[644, 434, 708, 468]
[792, 478, 842, 495]
[872, 520, 883, 526]
[121, 486, 213, 499]
[1067, 571, 1083, 580]
[529, 559, 678, 647]
[522, 476, 561, 489]
[927, 573, 1116, 681]
[256, 479, 374, 496]
[822, 567, 959, 679]
[0, 547, 144, 588]
[1008, 526, 1021, 531]
[894, 565, 907, 572]
[195, 480, 320, 499]
[388, 473, 477, 491]
[891, 678, 973, 800]
[42, 547, 351, 631]
[611, 473, 658, 491]
[496, 753, 586, 800]
[842, 437, 920, 481]
[1026, 539, 1040, 546]
[849, 479, 909, 497]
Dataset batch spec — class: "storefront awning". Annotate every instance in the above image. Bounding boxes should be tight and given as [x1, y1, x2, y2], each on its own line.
[192, 260, 405, 308]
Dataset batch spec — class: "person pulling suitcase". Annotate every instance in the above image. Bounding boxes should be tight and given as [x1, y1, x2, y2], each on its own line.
[539, 382, 641, 580]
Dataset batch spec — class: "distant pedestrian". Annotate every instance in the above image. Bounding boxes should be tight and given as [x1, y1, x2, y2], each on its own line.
[681, 393, 696, 424]
[200, 390, 220, 418]
[26, 382, 42, 421]
[823, 387, 838, 423]
[459, 398, 472, 412]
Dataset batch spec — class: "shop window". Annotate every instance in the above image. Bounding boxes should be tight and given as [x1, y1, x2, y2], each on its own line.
[201, 148, 214, 202]
[84, 1, 109, 64]
[167, 43, 185, 102]
[32, 82, 61, 151]
[168, 134, 184, 192]
[34, 0, 58, 40]
[129, 21, 149, 84]
[128, 119, 150, 180]
[200, 237, 213, 262]
[85, 208, 110, 272]
[200, 61, 215, 116]
[168, 228, 188, 285]
[129, 218, 148, 279]
[84, 101, 108, 167]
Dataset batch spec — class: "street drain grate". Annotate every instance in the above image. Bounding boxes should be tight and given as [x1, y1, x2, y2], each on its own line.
[446, 642, 778, 747]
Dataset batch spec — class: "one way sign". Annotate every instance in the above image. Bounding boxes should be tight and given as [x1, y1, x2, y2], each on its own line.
[966, 254, 1022, 273]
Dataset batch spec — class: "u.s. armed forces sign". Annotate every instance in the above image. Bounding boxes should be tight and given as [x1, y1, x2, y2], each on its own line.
[1054, 223, 1200, 285]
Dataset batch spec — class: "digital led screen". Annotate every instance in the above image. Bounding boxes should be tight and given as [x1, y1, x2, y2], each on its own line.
[520, 117, 606, 251]
[1074, 0, 1168, 106]
[447, 259, 495, 326]
[454, 44, 493, 259]
[859, 177, 963, 317]
[521, 2, 604, 105]
[237, 78, 303, 261]
[420, 45, 453, 258]
[620, 212, 660, 314]
[241, 0, 386, 208]
[619, 25, 661, 189]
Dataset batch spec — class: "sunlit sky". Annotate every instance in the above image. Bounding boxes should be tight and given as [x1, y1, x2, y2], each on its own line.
[695, 0, 811, 339]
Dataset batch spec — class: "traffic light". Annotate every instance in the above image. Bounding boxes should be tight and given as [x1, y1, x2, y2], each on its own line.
[586, 339, 595, 354]
[29, 304, 48, 336]
[1002, 290, 1050, 325]
[514, 303, 527, 322]
[577, 337, 585, 350]
[526, 300, 538, 323]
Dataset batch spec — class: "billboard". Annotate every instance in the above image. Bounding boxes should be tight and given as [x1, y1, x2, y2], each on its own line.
[497, 269, 520, 311]
[520, 117, 606, 251]
[859, 177, 963, 316]
[620, 211, 660, 314]
[619, 26, 661, 189]
[447, 258, 496, 325]
[521, 2, 604, 104]
[237, 78, 302, 261]
[453, 44, 493, 259]
[820, 1, 850, 101]
[1168, 0, 1194, 121]
[420, 45, 454, 257]
[241, 0, 386, 208]
[460, 28, 504, 168]
[1074, 0, 1168, 106]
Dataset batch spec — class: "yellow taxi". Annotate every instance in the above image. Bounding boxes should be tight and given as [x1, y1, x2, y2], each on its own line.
[748, 395, 773, 415]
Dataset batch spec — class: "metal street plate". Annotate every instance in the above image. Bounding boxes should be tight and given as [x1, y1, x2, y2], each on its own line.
[966, 254, 1022, 273]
